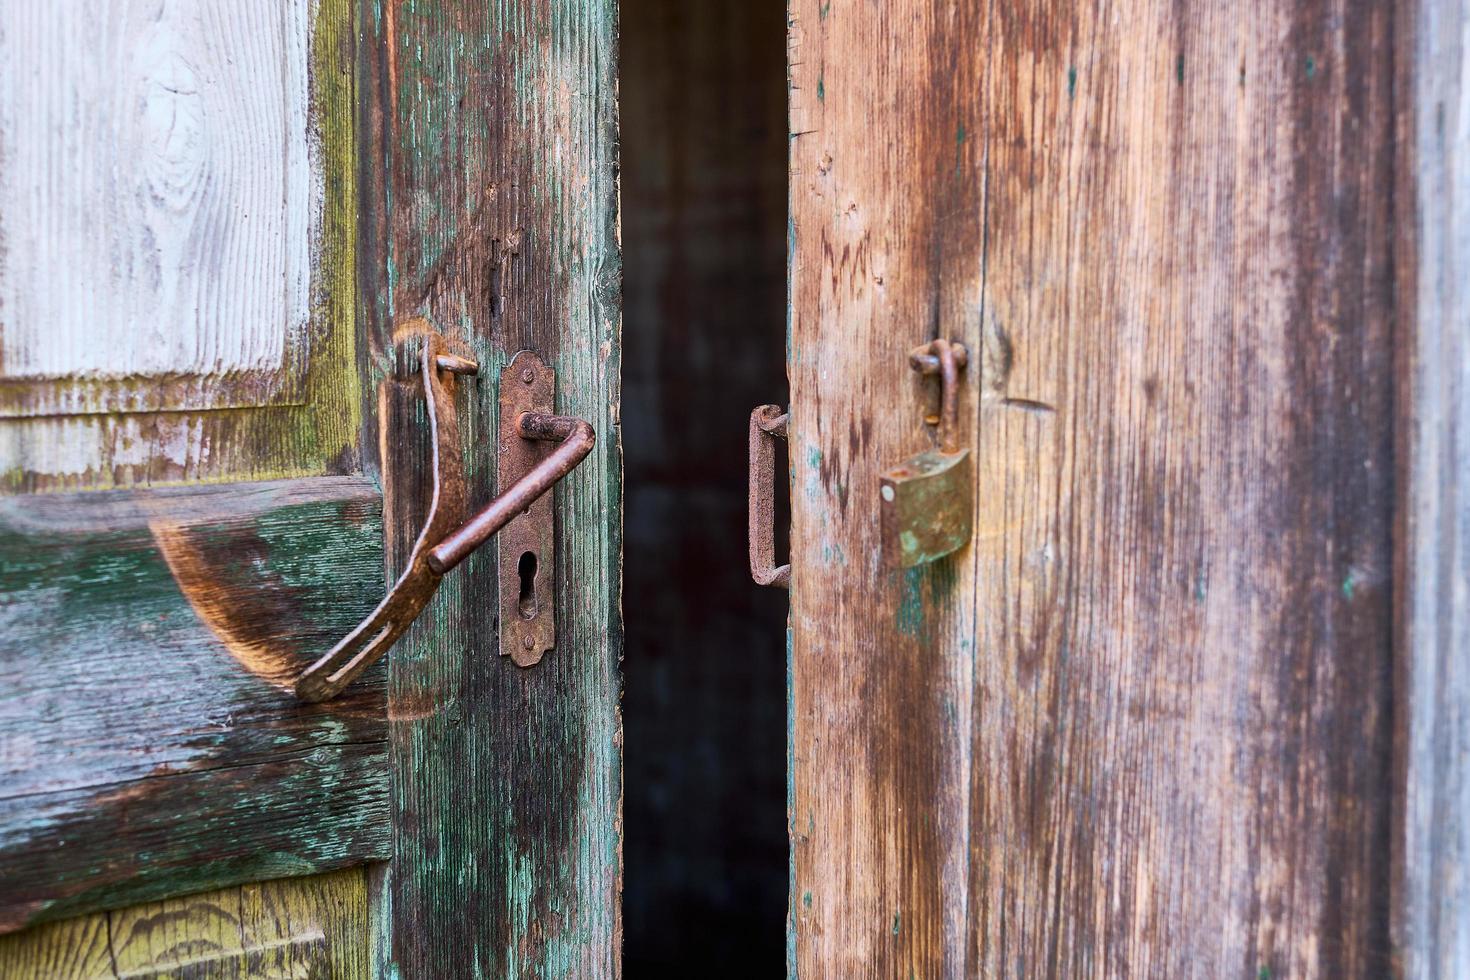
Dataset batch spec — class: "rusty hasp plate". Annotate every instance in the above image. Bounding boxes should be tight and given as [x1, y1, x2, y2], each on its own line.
[294, 329, 475, 702]
[880, 338, 973, 568]
[496, 351, 558, 666]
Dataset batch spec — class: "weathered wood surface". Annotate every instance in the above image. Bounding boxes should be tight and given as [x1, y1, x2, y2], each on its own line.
[360, 1, 623, 975]
[0, 479, 389, 932]
[788, 0, 1397, 976]
[1398, 1, 1470, 977]
[0, 866, 372, 979]
[0, 0, 359, 491]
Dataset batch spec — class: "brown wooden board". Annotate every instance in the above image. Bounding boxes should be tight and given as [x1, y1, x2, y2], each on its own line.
[787, 0, 1398, 975]
[357, 1, 623, 975]
[0, 479, 389, 931]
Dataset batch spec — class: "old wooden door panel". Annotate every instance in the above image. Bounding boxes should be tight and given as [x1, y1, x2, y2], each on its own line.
[0, 478, 389, 930]
[0, 0, 359, 492]
[360, 1, 623, 975]
[788, 0, 1396, 976]
[0, 867, 372, 979]
[0, 0, 387, 949]
[0, 0, 622, 972]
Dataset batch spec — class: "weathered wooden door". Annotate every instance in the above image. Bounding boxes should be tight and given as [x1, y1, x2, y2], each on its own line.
[785, 1, 1460, 977]
[0, 1, 620, 977]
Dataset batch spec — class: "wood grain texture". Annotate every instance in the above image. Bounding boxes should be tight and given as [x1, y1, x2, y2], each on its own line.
[0, 866, 372, 979]
[0, 479, 389, 931]
[788, 0, 1397, 976]
[359, 1, 623, 975]
[0, 0, 360, 491]
[0, 1, 314, 405]
[1397, 0, 1470, 976]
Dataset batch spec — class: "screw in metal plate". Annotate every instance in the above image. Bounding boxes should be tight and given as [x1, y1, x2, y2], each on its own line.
[522, 635, 536, 650]
[521, 367, 536, 385]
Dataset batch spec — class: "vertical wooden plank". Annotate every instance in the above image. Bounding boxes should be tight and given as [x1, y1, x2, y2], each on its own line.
[786, 2, 983, 976]
[362, 1, 622, 975]
[968, 1, 1396, 974]
[1398, 0, 1470, 976]
[788, 0, 1399, 976]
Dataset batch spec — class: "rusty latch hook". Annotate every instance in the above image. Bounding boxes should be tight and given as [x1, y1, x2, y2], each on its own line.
[294, 332, 595, 703]
[908, 338, 968, 453]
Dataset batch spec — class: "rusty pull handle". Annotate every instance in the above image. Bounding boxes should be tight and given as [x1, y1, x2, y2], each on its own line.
[749, 405, 790, 588]
[294, 335, 594, 703]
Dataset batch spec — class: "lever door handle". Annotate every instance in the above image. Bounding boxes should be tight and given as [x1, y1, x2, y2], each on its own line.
[294, 332, 594, 703]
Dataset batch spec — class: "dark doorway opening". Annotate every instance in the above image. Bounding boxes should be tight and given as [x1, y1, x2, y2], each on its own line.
[620, 0, 789, 973]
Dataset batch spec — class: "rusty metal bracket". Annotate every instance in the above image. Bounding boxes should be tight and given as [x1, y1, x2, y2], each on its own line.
[907, 338, 969, 452]
[294, 338, 594, 702]
[879, 339, 973, 568]
[749, 404, 791, 588]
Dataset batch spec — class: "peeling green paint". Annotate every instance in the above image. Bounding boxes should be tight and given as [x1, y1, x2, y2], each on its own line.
[897, 568, 925, 637]
[787, 625, 799, 978]
[381, 0, 622, 974]
[0, 486, 389, 927]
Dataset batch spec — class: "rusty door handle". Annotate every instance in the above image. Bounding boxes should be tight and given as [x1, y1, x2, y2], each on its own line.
[294, 334, 595, 703]
[749, 405, 790, 588]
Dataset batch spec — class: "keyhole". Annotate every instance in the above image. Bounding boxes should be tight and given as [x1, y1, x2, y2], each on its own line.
[517, 551, 539, 619]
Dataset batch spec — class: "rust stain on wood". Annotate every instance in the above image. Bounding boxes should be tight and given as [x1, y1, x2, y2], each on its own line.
[151, 521, 309, 691]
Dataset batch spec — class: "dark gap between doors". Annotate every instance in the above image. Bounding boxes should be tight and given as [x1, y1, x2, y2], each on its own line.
[620, 0, 790, 972]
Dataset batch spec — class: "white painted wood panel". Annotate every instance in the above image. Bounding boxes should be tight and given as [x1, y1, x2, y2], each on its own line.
[1403, 1, 1470, 976]
[0, 0, 320, 417]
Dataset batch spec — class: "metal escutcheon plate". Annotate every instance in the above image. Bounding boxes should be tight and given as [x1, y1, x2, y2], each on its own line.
[497, 351, 558, 666]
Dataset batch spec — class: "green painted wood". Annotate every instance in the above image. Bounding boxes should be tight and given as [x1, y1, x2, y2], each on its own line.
[0, 479, 390, 932]
[358, 1, 623, 974]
